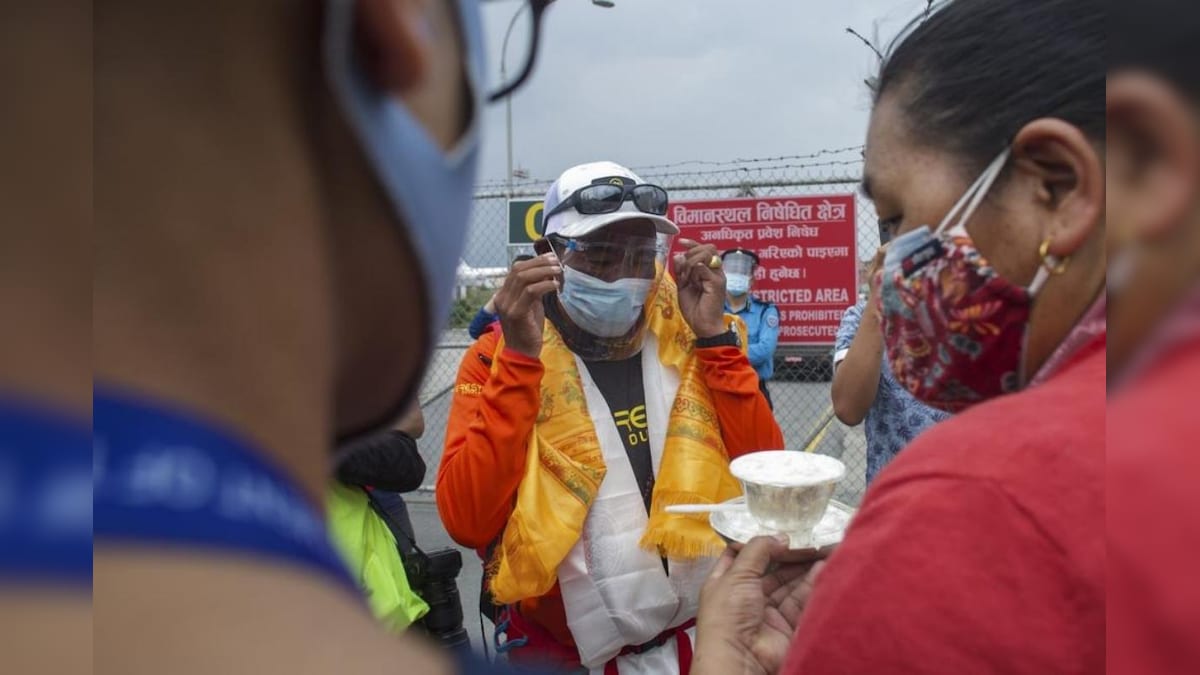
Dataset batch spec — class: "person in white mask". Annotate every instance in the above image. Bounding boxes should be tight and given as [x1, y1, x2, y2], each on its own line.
[721, 248, 780, 409]
[437, 161, 783, 674]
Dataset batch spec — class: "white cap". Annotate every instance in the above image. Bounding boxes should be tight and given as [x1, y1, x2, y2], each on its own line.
[542, 161, 680, 239]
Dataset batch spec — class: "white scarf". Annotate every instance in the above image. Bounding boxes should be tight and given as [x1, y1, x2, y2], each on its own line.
[557, 335, 714, 673]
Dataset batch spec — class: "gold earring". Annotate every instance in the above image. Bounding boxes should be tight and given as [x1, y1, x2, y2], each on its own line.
[1038, 238, 1070, 275]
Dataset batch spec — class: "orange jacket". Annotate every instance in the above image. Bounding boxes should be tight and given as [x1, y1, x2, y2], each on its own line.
[436, 325, 783, 647]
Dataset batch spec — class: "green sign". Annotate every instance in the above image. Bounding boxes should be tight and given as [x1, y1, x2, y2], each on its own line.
[508, 200, 544, 245]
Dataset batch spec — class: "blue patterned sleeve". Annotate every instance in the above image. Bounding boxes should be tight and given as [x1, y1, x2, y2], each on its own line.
[833, 302, 865, 363]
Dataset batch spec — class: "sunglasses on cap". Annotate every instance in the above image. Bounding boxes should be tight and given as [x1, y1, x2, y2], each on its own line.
[544, 182, 669, 220]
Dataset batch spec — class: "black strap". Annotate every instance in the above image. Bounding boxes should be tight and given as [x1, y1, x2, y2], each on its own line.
[363, 487, 430, 569]
[479, 534, 504, 623]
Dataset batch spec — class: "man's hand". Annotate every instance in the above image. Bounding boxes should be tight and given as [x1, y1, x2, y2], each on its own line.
[673, 239, 727, 339]
[493, 253, 560, 359]
[693, 537, 826, 675]
[865, 244, 889, 329]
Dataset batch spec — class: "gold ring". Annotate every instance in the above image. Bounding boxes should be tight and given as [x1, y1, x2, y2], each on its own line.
[707, 255, 722, 269]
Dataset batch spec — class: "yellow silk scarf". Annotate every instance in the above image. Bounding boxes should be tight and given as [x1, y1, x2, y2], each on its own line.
[488, 276, 745, 604]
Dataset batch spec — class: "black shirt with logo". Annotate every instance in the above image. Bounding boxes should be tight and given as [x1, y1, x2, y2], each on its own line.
[583, 354, 654, 513]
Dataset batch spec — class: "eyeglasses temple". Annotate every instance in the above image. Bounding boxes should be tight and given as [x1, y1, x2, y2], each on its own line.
[488, 3, 548, 102]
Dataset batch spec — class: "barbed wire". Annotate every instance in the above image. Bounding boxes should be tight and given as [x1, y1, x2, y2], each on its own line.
[475, 162, 865, 193]
[473, 146, 866, 192]
[640, 159, 864, 183]
[626, 145, 865, 174]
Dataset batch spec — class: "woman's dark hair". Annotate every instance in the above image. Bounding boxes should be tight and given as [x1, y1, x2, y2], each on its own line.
[1112, 0, 1199, 103]
[875, 0, 1104, 173]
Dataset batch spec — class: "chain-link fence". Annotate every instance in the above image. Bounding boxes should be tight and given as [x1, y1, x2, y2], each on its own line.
[416, 148, 881, 507]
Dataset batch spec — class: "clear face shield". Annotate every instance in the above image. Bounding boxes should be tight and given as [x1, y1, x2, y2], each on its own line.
[544, 219, 673, 361]
[723, 251, 756, 296]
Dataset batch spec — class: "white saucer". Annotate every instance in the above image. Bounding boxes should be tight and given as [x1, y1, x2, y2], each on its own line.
[710, 497, 855, 560]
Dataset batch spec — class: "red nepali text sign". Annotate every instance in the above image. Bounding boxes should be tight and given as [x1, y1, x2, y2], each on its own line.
[670, 195, 857, 346]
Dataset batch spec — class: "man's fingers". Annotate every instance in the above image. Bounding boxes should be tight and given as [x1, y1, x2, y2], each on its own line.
[776, 578, 815, 624]
[774, 561, 826, 623]
[514, 258, 562, 285]
[510, 252, 559, 274]
[690, 261, 721, 286]
[677, 239, 720, 270]
[524, 278, 559, 298]
[518, 279, 558, 306]
[506, 279, 557, 316]
[675, 243, 721, 290]
[729, 535, 789, 578]
[762, 561, 813, 597]
[762, 605, 796, 638]
[498, 256, 561, 315]
[766, 564, 813, 604]
[681, 243, 719, 267]
[673, 253, 694, 288]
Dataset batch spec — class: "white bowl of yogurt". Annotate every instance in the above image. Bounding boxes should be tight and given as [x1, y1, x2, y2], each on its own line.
[728, 451, 846, 547]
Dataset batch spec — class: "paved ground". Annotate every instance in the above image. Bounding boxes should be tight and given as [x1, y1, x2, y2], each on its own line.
[405, 330, 868, 654]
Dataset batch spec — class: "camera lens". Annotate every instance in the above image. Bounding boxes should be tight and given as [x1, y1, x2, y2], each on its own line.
[414, 549, 469, 651]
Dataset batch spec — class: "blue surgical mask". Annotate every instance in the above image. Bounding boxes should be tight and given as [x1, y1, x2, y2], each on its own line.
[324, 0, 485, 441]
[883, 225, 934, 271]
[559, 267, 653, 338]
[726, 273, 751, 296]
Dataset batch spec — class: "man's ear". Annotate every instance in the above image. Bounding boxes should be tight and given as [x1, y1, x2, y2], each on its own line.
[355, 0, 431, 94]
[1107, 70, 1200, 242]
[1010, 118, 1105, 259]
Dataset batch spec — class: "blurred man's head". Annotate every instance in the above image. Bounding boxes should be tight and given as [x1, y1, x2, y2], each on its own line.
[1107, 0, 1200, 375]
[96, 0, 484, 454]
[539, 162, 677, 358]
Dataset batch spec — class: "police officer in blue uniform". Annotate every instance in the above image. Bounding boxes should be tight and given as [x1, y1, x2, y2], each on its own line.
[722, 248, 781, 409]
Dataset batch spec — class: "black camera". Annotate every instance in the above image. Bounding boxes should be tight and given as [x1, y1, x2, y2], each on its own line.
[361, 489, 470, 650]
[405, 547, 470, 651]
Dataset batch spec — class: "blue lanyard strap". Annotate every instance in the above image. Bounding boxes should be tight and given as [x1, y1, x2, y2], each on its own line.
[93, 387, 359, 595]
[0, 397, 92, 585]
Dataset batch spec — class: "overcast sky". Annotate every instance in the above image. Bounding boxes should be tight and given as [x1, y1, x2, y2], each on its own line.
[461, 0, 931, 266]
[476, 0, 932, 185]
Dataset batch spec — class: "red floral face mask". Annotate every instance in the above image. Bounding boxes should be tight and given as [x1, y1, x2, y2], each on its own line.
[877, 150, 1061, 413]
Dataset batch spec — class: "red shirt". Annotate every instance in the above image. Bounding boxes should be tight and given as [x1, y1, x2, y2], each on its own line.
[1108, 335, 1200, 674]
[783, 335, 1105, 674]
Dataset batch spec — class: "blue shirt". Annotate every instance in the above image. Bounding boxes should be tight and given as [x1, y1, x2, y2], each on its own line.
[833, 301, 950, 484]
[468, 307, 499, 340]
[726, 295, 780, 381]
